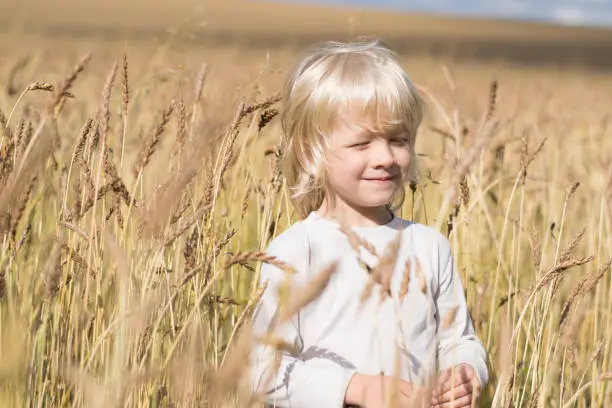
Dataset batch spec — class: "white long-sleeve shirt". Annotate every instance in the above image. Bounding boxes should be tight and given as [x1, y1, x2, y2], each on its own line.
[250, 211, 488, 407]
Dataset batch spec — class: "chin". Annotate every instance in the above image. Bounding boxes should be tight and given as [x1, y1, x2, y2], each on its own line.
[340, 188, 396, 209]
[358, 197, 394, 208]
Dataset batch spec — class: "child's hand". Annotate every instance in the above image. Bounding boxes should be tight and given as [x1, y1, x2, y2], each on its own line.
[430, 364, 480, 408]
[345, 373, 429, 408]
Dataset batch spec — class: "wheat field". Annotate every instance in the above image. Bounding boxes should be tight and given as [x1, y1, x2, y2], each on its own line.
[0, 1, 611, 407]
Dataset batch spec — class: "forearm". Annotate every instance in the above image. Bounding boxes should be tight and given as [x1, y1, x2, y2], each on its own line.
[438, 341, 488, 387]
[344, 373, 367, 406]
[437, 294, 488, 387]
[434, 236, 489, 388]
[252, 346, 357, 408]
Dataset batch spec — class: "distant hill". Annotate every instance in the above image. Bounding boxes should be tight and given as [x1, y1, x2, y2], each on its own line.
[2, 0, 612, 69]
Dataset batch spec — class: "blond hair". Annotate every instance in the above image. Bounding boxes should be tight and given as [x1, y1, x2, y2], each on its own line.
[280, 38, 425, 219]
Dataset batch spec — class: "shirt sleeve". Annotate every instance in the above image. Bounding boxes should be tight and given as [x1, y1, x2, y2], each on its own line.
[249, 228, 357, 408]
[433, 234, 489, 388]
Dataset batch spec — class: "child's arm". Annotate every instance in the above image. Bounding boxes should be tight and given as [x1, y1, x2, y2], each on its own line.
[433, 235, 489, 389]
[249, 231, 357, 408]
[345, 373, 430, 407]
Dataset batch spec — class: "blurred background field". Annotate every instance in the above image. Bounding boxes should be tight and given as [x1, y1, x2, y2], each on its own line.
[0, 0, 611, 407]
[3, 0, 612, 68]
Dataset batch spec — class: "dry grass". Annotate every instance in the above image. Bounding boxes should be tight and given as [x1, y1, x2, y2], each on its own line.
[0, 12, 611, 408]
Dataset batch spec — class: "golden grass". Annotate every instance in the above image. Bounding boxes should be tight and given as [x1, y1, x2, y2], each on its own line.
[4, 0, 612, 43]
[0, 16, 611, 407]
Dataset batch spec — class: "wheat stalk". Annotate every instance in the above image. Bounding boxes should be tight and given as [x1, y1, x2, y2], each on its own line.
[133, 103, 174, 177]
[120, 52, 129, 168]
[225, 252, 297, 275]
[276, 261, 338, 324]
[49, 53, 91, 114]
[559, 260, 611, 326]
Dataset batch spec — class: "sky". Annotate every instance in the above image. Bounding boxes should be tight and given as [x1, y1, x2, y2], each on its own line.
[291, 0, 612, 27]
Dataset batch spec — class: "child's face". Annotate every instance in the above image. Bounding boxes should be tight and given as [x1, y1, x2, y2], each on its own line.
[323, 115, 412, 212]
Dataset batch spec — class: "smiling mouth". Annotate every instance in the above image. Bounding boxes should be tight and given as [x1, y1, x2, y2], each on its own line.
[363, 176, 397, 182]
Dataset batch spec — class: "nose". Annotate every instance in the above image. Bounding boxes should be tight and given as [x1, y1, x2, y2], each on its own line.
[370, 140, 395, 168]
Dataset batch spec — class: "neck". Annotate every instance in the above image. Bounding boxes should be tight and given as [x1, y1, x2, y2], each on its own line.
[316, 199, 393, 228]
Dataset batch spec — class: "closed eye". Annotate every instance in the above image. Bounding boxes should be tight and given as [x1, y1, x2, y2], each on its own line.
[348, 141, 370, 149]
[390, 137, 409, 145]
